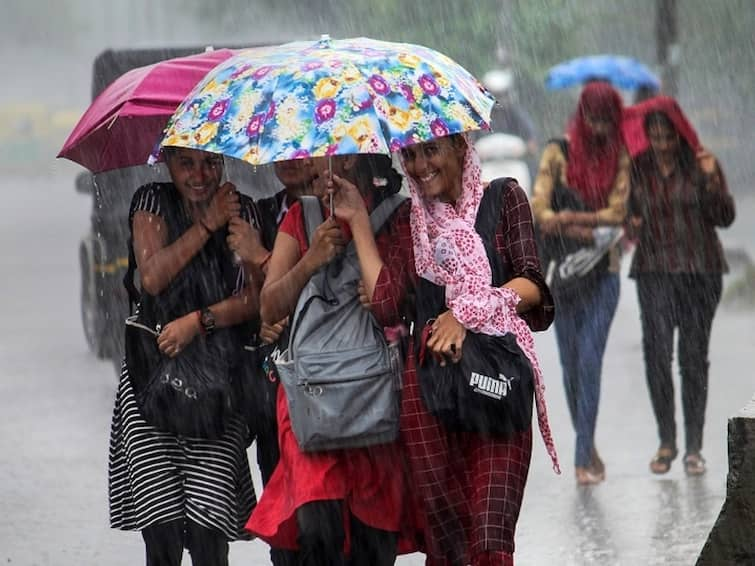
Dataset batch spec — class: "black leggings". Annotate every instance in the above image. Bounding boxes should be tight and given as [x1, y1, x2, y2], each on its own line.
[636, 273, 722, 455]
[142, 520, 228, 566]
[296, 500, 398, 566]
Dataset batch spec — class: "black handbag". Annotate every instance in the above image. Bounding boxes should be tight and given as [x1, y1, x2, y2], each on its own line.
[234, 338, 281, 439]
[415, 178, 535, 437]
[124, 310, 239, 439]
[417, 323, 534, 436]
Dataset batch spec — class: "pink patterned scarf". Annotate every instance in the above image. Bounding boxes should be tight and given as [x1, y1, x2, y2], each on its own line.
[403, 137, 560, 473]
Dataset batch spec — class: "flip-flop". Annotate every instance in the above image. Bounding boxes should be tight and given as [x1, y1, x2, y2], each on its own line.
[684, 453, 706, 476]
[650, 448, 677, 474]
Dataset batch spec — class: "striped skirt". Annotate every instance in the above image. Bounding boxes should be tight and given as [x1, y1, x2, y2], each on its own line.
[108, 363, 256, 541]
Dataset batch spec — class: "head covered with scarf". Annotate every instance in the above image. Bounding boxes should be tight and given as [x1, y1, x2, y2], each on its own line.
[400, 133, 560, 472]
[622, 95, 701, 158]
[565, 81, 625, 210]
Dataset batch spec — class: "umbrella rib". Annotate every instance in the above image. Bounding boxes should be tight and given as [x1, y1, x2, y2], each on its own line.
[106, 114, 119, 131]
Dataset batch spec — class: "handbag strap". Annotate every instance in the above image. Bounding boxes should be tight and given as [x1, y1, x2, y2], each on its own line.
[125, 314, 160, 336]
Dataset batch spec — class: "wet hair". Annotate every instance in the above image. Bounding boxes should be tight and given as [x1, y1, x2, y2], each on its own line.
[634, 85, 658, 104]
[643, 110, 697, 174]
[354, 154, 404, 203]
[162, 146, 179, 160]
[161, 146, 224, 166]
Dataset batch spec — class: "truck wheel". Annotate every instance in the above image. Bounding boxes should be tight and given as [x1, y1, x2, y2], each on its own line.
[80, 247, 106, 358]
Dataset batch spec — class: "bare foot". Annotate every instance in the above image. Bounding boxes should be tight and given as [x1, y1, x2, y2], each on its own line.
[575, 466, 603, 486]
[590, 447, 605, 480]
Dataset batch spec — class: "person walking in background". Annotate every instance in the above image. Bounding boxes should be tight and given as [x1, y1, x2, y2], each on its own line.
[481, 68, 540, 181]
[109, 147, 262, 565]
[530, 82, 630, 486]
[622, 96, 735, 477]
[481, 68, 539, 156]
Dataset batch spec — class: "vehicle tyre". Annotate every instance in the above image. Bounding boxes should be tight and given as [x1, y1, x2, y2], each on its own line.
[80, 245, 107, 358]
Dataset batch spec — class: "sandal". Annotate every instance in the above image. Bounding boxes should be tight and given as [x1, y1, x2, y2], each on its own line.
[649, 447, 678, 474]
[683, 453, 706, 476]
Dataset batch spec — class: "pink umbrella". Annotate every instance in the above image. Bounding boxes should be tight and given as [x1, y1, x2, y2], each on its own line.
[58, 48, 236, 173]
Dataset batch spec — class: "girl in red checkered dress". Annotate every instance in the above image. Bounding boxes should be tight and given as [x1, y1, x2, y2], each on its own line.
[342, 134, 560, 565]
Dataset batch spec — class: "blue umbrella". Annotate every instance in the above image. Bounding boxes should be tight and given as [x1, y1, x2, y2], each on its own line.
[545, 54, 661, 91]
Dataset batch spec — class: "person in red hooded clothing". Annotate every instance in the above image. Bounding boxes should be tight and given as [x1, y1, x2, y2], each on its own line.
[622, 96, 735, 477]
[530, 82, 630, 486]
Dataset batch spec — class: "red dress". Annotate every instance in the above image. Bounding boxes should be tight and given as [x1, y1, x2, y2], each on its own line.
[370, 182, 553, 565]
[244, 201, 417, 553]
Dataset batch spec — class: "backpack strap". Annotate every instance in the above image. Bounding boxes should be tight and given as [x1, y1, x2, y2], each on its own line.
[300, 193, 407, 244]
[474, 178, 511, 239]
[548, 137, 569, 160]
[368, 193, 407, 235]
[474, 178, 514, 287]
[300, 195, 324, 246]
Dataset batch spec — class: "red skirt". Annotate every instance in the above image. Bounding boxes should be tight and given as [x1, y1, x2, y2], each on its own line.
[245, 385, 417, 553]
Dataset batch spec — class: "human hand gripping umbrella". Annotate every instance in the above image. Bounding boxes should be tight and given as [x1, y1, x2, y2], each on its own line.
[153, 35, 495, 170]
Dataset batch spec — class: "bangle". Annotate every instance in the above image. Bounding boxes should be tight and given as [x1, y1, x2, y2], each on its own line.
[198, 219, 212, 235]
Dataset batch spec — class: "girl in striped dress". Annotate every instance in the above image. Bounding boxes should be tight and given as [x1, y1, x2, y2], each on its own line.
[109, 147, 267, 565]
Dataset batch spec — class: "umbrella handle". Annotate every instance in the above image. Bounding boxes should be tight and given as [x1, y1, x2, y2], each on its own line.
[328, 155, 335, 218]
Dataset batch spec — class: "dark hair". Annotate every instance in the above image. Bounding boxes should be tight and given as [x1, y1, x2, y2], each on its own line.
[162, 146, 179, 159]
[634, 85, 658, 104]
[643, 110, 697, 174]
[355, 154, 404, 202]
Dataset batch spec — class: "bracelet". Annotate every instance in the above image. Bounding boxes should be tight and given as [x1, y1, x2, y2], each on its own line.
[198, 219, 212, 235]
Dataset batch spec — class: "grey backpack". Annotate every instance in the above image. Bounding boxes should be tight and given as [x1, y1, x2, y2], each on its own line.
[273, 194, 406, 452]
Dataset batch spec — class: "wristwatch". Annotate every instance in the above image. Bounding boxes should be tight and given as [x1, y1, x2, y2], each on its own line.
[200, 307, 216, 335]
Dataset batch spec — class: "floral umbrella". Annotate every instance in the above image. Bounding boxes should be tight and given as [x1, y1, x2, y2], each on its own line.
[155, 36, 495, 165]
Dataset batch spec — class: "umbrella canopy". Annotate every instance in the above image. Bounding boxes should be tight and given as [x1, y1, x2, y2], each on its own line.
[156, 36, 495, 165]
[545, 54, 661, 91]
[58, 48, 236, 173]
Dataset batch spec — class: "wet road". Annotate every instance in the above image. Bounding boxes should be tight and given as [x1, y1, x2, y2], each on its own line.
[1, 166, 753, 565]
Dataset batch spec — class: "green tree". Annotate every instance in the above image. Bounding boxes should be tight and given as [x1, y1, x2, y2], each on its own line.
[191, 0, 501, 75]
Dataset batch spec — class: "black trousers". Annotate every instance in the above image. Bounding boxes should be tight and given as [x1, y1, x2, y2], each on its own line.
[296, 500, 398, 566]
[142, 520, 228, 566]
[636, 273, 722, 455]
